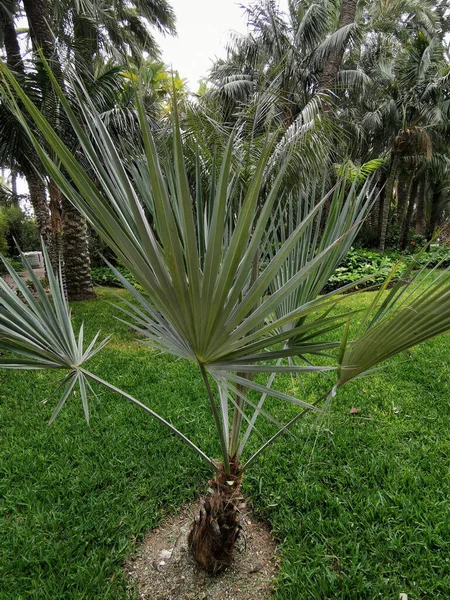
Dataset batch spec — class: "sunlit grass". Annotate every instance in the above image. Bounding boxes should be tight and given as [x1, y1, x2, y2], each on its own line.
[1, 285, 449, 599]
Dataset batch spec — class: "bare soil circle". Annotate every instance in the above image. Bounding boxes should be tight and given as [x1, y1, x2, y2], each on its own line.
[125, 501, 279, 600]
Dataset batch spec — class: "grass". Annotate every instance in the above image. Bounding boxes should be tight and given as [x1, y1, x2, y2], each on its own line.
[1, 286, 450, 599]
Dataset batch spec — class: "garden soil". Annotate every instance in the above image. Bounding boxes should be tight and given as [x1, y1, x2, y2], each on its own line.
[125, 501, 279, 600]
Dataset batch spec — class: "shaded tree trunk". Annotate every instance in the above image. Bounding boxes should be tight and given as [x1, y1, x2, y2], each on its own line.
[399, 177, 419, 249]
[22, 0, 54, 61]
[26, 172, 52, 252]
[0, 2, 23, 72]
[0, 1, 55, 261]
[429, 187, 442, 236]
[379, 155, 399, 252]
[61, 195, 95, 301]
[396, 176, 408, 224]
[23, 0, 94, 298]
[415, 174, 427, 236]
[376, 183, 386, 240]
[319, 0, 358, 91]
[48, 179, 62, 268]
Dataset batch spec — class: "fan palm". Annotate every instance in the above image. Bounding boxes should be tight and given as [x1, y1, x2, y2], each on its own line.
[2, 63, 450, 573]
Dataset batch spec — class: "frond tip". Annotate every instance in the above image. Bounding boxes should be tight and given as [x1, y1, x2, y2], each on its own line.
[0, 245, 109, 423]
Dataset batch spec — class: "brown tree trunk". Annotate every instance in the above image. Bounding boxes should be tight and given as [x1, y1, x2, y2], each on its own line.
[188, 459, 243, 574]
[59, 197, 95, 301]
[379, 155, 398, 252]
[415, 175, 427, 236]
[396, 176, 408, 223]
[429, 187, 442, 236]
[319, 0, 358, 92]
[23, 0, 94, 299]
[48, 179, 62, 269]
[26, 172, 52, 251]
[0, 0, 56, 262]
[22, 0, 54, 60]
[0, 2, 24, 72]
[61, 195, 95, 301]
[399, 177, 419, 249]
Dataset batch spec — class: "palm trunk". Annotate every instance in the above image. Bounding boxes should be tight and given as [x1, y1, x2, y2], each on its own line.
[0, 3, 23, 73]
[22, 0, 55, 62]
[188, 458, 243, 573]
[61, 196, 95, 301]
[396, 176, 408, 224]
[399, 177, 419, 249]
[23, 0, 94, 299]
[0, 2, 57, 261]
[415, 174, 427, 236]
[379, 155, 398, 252]
[429, 187, 441, 236]
[26, 172, 52, 251]
[376, 183, 386, 240]
[319, 0, 358, 92]
[48, 179, 62, 269]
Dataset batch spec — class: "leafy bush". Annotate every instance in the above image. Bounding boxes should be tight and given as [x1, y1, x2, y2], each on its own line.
[323, 248, 402, 292]
[323, 246, 450, 292]
[0, 206, 40, 255]
[0, 256, 24, 276]
[412, 246, 450, 268]
[90, 266, 142, 289]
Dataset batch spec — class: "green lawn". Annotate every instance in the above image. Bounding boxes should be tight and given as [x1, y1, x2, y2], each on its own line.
[1, 287, 449, 599]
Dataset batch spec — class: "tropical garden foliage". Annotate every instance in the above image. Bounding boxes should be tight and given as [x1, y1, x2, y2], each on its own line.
[0, 0, 450, 591]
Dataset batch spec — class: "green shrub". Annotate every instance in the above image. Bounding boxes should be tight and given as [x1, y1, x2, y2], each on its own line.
[0, 256, 24, 276]
[323, 248, 402, 292]
[0, 206, 40, 254]
[412, 246, 450, 269]
[90, 266, 142, 290]
[323, 246, 450, 293]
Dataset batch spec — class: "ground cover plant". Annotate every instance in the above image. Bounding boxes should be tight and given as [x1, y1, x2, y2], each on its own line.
[1, 287, 449, 599]
[2, 62, 450, 580]
[324, 246, 450, 292]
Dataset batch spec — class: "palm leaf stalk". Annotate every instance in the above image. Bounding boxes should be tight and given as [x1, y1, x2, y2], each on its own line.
[2, 63, 450, 572]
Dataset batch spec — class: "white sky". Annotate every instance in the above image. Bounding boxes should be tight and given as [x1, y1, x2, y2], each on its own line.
[153, 0, 289, 91]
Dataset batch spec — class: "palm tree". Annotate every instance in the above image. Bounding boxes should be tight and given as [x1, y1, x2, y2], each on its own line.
[334, 0, 449, 249]
[15, 0, 176, 299]
[0, 1, 55, 262]
[4, 65, 450, 572]
[52, 0, 176, 67]
[318, 0, 359, 92]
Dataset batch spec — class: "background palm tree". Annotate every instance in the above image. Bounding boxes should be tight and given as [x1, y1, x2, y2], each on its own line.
[0, 0, 176, 298]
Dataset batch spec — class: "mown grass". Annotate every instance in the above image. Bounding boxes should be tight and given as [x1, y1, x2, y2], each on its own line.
[1, 286, 449, 599]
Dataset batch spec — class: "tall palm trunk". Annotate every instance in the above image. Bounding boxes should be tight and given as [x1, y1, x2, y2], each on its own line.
[415, 174, 427, 236]
[61, 195, 95, 301]
[319, 0, 358, 92]
[48, 179, 62, 268]
[428, 187, 441, 236]
[399, 177, 419, 248]
[23, 0, 94, 297]
[0, 2, 22, 72]
[396, 176, 408, 224]
[22, 0, 54, 62]
[379, 155, 399, 252]
[26, 172, 52, 252]
[0, 3, 54, 260]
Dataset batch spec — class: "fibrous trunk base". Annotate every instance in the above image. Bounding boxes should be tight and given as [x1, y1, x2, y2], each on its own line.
[188, 459, 243, 574]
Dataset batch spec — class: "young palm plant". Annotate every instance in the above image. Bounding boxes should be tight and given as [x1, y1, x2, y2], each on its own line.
[2, 63, 450, 573]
